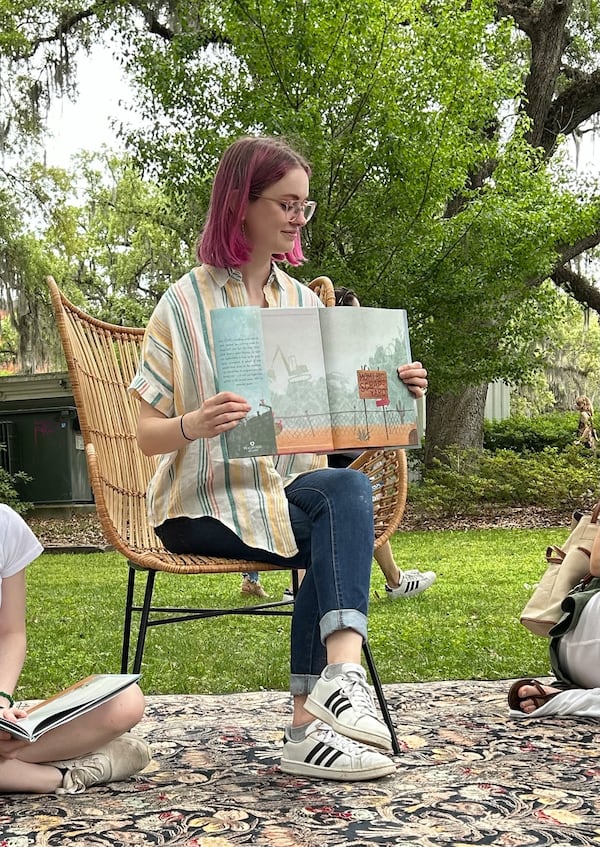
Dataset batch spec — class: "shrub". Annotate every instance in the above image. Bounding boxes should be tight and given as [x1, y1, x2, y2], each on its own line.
[0, 445, 33, 514]
[484, 412, 579, 453]
[409, 444, 600, 518]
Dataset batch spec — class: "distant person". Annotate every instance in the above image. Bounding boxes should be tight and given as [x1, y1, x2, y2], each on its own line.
[0, 505, 151, 794]
[575, 395, 597, 450]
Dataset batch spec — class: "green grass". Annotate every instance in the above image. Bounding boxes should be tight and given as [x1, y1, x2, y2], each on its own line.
[19, 527, 564, 701]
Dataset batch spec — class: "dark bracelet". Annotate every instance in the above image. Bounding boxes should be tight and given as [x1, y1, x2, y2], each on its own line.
[180, 414, 194, 442]
[0, 690, 14, 707]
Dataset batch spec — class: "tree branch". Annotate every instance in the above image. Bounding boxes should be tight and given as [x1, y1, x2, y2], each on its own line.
[18, 1, 227, 60]
[541, 68, 600, 154]
[551, 263, 600, 312]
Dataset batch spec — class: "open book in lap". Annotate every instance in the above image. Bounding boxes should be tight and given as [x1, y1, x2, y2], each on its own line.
[0, 673, 140, 743]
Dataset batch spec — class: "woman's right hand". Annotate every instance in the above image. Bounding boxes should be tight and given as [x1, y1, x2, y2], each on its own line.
[182, 392, 251, 439]
[0, 705, 29, 760]
[136, 394, 251, 456]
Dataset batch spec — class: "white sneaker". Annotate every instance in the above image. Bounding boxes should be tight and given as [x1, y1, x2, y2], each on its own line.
[305, 663, 392, 751]
[281, 719, 396, 781]
[54, 733, 152, 794]
[385, 569, 436, 599]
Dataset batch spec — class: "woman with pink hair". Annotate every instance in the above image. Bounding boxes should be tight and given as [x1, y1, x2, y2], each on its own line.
[130, 136, 427, 781]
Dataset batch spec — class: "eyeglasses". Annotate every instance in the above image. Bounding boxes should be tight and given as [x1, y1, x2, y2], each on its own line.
[259, 196, 317, 223]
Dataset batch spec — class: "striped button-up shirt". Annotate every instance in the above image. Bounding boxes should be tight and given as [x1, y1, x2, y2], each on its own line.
[129, 263, 327, 557]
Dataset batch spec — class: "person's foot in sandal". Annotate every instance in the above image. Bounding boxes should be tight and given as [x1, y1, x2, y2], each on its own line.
[508, 678, 565, 714]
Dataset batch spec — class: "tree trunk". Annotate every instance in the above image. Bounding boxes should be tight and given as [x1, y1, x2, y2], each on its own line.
[424, 384, 488, 466]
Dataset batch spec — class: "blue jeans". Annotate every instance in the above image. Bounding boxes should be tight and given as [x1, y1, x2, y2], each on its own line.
[155, 468, 374, 695]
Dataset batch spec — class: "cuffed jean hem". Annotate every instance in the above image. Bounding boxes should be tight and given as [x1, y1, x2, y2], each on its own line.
[290, 673, 322, 696]
[319, 609, 368, 645]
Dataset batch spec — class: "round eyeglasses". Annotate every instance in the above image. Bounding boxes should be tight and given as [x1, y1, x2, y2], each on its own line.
[259, 196, 317, 223]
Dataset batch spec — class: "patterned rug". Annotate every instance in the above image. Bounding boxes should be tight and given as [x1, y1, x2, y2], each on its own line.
[3, 679, 600, 846]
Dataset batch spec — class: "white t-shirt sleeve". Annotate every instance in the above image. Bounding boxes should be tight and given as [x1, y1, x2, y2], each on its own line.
[0, 504, 44, 583]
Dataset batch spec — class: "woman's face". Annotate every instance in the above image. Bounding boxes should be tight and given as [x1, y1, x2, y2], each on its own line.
[244, 167, 310, 259]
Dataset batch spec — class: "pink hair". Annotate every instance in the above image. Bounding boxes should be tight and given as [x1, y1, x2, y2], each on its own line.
[197, 136, 311, 268]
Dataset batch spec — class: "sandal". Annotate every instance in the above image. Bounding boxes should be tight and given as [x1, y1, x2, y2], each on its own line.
[508, 678, 564, 713]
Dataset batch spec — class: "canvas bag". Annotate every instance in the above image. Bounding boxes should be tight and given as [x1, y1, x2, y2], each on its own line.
[520, 502, 600, 636]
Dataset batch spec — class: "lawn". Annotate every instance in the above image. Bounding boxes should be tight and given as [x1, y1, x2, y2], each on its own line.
[18, 526, 564, 701]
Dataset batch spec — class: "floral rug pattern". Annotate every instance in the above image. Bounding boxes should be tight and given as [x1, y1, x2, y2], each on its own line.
[3, 680, 600, 846]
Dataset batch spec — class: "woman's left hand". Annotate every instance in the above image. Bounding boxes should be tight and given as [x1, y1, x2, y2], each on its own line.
[397, 362, 428, 398]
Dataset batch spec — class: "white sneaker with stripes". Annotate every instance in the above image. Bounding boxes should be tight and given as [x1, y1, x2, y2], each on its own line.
[305, 663, 392, 751]
[385, 569, 436, 599]
[280, 720, 396, 781]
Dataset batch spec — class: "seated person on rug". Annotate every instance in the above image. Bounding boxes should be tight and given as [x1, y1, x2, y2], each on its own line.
[509, 527, 600, 717]
[0, 505, 151, 794]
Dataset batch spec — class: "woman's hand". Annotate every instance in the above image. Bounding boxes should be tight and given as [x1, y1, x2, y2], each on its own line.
[137, 393, 251, 455]
[182, 392, 251, 440]
[397, 362, 428, 399]
[0, 704, 28, 760]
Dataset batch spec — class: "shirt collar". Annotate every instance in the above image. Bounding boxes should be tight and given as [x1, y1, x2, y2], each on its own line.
[204, 263, 285, 291]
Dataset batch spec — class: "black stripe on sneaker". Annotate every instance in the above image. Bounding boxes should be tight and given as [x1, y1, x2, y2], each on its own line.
[305, 741, 344, 768]
[324, 691, 352, 716]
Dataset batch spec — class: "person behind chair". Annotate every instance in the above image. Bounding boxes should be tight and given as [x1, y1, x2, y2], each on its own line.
[0, 505, 151, 794]
[130, 135, 428, 781]
[330, 287, 436, 600]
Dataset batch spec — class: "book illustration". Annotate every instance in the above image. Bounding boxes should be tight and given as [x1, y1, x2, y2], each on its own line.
[211, 306, 419, 458]
[0, 673, 140, 742]
[319, 306, 418, 450]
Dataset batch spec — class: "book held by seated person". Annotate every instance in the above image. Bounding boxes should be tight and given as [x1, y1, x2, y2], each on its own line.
[0, 673, 140, 742]
[212, 306, 420, 459]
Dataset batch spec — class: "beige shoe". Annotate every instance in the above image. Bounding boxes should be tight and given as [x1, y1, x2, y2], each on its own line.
[240, 576, 268, 598]
[54, 733, 152, 794]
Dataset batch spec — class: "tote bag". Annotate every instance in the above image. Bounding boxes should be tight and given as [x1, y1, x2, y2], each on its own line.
[520, 502, 600, 636]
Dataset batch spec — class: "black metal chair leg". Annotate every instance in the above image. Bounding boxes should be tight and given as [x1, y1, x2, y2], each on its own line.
[121, 565, 137, 673]
[362, 641, 400, 755]
[132, 570, 157, 674]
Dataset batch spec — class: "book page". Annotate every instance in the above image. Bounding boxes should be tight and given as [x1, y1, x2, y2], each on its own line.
[212, 307, 334, 457]
[212, 308, 277, 457]
[260, 308, 333, 454]
[318, 307, 419, 450]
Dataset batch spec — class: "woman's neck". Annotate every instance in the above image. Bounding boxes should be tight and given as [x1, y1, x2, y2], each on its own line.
[238, 255, 272, 307]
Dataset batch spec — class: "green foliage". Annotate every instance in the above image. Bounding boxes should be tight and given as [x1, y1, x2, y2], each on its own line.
[0, 458, 32, 513]
[122, 0, 600, 398]
[410, 444, 600, 516]
[513, 291, 600, 416]
[18, 529, 555, 698]
[484, 412, 580, 453]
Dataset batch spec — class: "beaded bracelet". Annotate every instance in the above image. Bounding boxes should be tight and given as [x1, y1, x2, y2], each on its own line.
[180, 414, 194, 442]
[0, 691, 14, 707]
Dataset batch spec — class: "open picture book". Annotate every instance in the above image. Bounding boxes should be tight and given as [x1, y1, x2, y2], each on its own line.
[0, 673, 140, 743]
[212, 305, 420, 459]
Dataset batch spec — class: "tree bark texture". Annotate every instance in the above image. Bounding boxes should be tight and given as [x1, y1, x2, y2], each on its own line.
[423, 385, 488, 466]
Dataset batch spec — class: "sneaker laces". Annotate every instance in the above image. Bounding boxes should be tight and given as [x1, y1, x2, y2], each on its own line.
[309, 720, 373, 754]
[340, 669, 378, 716]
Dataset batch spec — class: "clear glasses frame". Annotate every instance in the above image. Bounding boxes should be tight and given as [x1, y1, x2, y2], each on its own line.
[259, 196, 317, 222]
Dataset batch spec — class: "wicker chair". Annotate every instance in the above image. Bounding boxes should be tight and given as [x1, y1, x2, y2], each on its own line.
[47, 275, 407, 753]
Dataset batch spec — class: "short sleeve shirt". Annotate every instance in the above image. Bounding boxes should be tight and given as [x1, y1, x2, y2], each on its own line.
[0, 504, 44, 607]
[129, 264, 327, 557]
